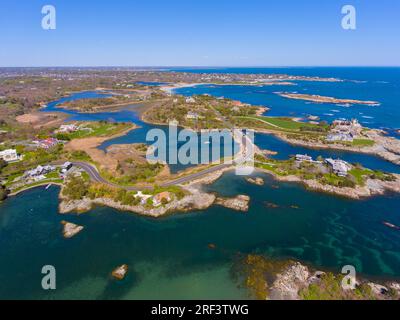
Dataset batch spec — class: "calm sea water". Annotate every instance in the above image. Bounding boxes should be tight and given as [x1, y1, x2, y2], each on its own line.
[1, 172, 400, 299]
[1, 68, 399, 299]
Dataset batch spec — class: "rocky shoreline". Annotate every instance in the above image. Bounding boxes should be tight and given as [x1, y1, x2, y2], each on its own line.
[59, 166, 254, 217]
[257, 168, 400, 200]
[258, 129, 400, 165]
[269, 260, 400, 300]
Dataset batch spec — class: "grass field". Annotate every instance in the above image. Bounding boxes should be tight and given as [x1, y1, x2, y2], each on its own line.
[352, 139, 375, 147]
[235, 116, 328, 133]
[57, 122, 133, 140]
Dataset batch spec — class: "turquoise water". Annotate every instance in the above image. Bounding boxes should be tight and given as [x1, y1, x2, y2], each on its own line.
[1, 172, 400, 299]
[1, 67, 398, 299]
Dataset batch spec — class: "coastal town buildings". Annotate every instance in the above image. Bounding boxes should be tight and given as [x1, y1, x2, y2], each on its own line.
[0, 149, 22, 163]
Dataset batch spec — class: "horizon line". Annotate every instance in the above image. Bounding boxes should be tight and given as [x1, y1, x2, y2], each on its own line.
[1, 65, 400, 69]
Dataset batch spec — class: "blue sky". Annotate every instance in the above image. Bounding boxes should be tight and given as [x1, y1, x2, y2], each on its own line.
[0, 0, 399, 67]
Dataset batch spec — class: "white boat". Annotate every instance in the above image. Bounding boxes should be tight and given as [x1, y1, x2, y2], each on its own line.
[45, 184, 52, 190]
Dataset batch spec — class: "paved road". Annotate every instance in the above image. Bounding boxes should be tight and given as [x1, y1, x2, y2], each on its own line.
[72, 161, 232, 191]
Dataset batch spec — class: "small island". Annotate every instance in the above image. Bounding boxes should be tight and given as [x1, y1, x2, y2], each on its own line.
[111, 264, 129, 280]
[276, 92, 380, 106]
[61, 221, 84, 239]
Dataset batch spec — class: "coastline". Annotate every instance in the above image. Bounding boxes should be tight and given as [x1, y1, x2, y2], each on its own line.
[256, 129, 400, 165]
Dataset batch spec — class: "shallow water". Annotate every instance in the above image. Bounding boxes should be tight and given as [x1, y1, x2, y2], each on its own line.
[1, 172, 400, 299]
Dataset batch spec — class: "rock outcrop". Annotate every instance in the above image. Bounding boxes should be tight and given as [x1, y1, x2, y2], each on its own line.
[246, 177, 265, 186]
[269, 262, 310, 300]
[215, 195, 250, 212]
[111, 264, 128, 280]
[61, 221, 84, 239]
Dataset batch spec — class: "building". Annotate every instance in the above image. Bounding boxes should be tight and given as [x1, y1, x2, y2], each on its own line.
[325, 158, 351, 177]
[331, 119, 362, 136]
[326, 133, 354, 142]
[295, 154, 313, 162]
[57, 124, 78, 133]
[61, 162, 73, 174]
[0, 149, 21, 163]
[36, 138, 59, 149]
[24, 165, 56, 178]
[153, 192, 172, 207]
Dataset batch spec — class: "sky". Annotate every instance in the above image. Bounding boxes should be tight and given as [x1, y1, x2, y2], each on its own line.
[0, 0, 399, 67]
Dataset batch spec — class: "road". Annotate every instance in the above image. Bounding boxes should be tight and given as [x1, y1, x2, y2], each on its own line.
[72, 161, 232, 191]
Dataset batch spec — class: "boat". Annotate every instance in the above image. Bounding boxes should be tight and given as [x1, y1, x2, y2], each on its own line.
[45, 184, 52, 190]
[382, 221, 400, 230]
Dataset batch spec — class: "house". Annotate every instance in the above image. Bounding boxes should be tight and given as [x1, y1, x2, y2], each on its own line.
[57, 124, 78, 133]
[331, 119, 362, 136]
[295, 154, 313, 162]
[326, 133, 354, 142]
[61, 162, 73, 174]
[36, 138, 59, 149]
[25, 165, 56, 178]
[153, 192, 172, 207]
[0, 149, 21, 163]
[325, 158, 351, 177]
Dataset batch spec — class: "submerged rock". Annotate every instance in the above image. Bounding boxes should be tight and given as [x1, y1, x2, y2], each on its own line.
[61, 221, 84, 239]
[215, 195, 250, 212]
[246, 177, 265, 186]
[112, 264, 129, 280]
[265, 202, 279, 209]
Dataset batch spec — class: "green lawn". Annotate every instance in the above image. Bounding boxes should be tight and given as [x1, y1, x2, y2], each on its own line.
[236, 116, 328, 133]
[348, 168, 372, 185]
[57, 122, 132, 140]
[352, 139, 375, 147]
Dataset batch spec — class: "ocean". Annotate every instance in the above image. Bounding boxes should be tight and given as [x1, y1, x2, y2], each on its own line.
[1, 67, 400, 299]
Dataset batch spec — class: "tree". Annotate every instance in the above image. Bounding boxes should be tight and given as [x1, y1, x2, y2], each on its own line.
[0, 185, 8, 201]
[0, 158, 7, 172]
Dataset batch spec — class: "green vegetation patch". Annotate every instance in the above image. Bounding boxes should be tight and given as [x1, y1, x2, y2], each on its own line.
[56, 121, 132, 141]
[352, 139, 375, 147]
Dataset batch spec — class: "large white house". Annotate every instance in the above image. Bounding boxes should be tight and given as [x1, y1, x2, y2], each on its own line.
[0, 149, 21, 163]
[325, 158, 351, 177]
